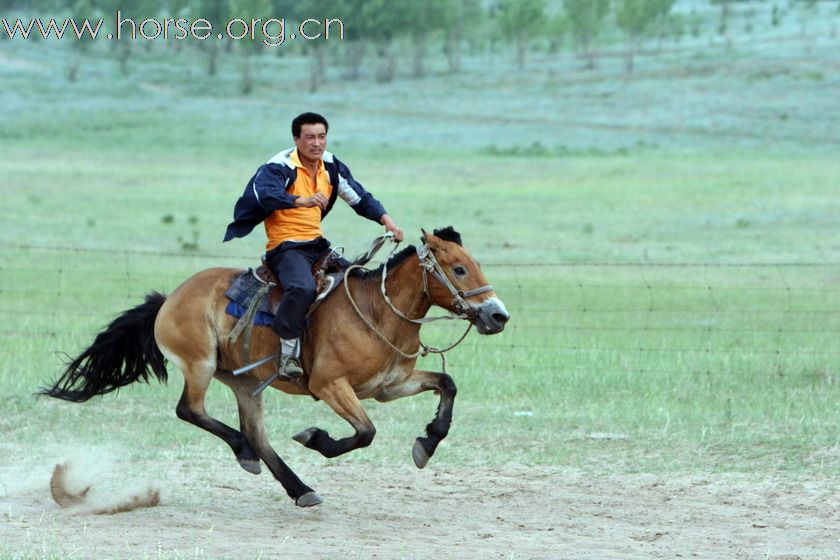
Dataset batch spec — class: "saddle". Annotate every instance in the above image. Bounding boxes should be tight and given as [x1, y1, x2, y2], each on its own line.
[224, 250, 346, 366]
[224, 233, 393, 376]
[253, 248, 343, 313]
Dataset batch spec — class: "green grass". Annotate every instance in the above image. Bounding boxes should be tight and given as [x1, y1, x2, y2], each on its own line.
[1, 17, 839, 490]
[1, 148, 838, 478]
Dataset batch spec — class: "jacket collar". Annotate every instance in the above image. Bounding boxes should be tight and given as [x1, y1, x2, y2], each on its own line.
[267, 147, 335, 168]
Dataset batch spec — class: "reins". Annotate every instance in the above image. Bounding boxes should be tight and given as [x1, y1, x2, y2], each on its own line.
[343, 233, 491, 372]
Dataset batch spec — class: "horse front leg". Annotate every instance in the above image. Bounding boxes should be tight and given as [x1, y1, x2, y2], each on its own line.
[376, 370, 457, 469]
[293, 377, 377, 458]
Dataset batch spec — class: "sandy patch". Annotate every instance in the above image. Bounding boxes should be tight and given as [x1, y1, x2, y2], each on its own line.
[50, 462, 160, 514]
[1, 460, 837, 559]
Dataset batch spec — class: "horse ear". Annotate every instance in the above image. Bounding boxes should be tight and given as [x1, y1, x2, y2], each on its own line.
[420, 228, 430, 244]
[422, 229, 446, 250]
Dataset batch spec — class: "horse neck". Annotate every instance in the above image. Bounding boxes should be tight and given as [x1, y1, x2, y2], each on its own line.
[343, 252, 432, 349]
[379, 252, 432, 322]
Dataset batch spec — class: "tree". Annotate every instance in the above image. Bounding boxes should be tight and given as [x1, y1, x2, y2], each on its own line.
[194, 0, 226, 76]
[66, 0, 95, 82]
[359, 0, 410, 83]
[96, 0, 158, 75]
[546, 12, 569, 54]
[402, 0, 447, 78]
[440, 0, 482, 73]
[652, 0, 676, 48]
[0, 0, 23, 32]
[792, 0, 818, 37]
[497, 0, 546, 70]
[709, 0, 732, 35]
[332, 0, 367, 80]
[228, 0, 272, 94]
[771, 3, 781, 27]
[563, 0, 610, 69]
[296, 0, 343, 92]
[615, 0, 674, 72]
[165, 0, 194, 53]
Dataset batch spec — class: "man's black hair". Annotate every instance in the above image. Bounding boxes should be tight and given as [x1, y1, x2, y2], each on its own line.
[292, 112, 329, 138]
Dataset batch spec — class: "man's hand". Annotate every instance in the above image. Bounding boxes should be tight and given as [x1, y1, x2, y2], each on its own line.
[295, 193, 329, 210]
[380, 214, 404, 242]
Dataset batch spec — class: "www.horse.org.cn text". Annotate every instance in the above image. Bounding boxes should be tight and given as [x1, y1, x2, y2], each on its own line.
[1, 12, 345, 47]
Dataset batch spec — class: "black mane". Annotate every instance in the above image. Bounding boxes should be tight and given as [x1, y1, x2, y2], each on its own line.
[433, 226, 462, 246]
[348, 244, 418, 281]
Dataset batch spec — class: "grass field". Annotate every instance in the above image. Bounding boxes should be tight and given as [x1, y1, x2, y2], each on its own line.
[3, 149, 837, 475]
[1, 4, 840, 558]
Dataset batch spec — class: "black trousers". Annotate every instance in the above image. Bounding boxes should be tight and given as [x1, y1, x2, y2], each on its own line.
[264, 237, 331, 340]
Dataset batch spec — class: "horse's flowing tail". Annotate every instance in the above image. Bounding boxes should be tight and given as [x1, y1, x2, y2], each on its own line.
[39, 292, 169, 402]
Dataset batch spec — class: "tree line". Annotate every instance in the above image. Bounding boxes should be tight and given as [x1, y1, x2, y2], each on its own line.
[1, 0, 833, 91]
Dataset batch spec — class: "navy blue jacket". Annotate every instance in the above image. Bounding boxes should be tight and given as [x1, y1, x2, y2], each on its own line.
[223, 148, 387, 242]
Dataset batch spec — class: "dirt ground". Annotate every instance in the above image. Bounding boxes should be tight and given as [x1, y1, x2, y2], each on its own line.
[1, 460, 838, 560]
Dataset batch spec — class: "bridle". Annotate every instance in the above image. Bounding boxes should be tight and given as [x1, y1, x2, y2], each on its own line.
[381, 242, 494, 324]
[343, 233, 494, 369]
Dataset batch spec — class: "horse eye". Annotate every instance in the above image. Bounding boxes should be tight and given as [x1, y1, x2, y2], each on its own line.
[453, 265, 467, 277]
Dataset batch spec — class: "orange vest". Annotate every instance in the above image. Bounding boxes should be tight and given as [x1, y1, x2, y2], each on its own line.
[264, 149, 333, 251]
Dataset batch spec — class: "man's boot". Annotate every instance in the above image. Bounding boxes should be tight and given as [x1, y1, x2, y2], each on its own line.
[278, 337, 304, 381]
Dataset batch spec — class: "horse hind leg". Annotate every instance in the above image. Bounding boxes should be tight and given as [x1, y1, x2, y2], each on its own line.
[170, 355, 261, 475]
[217, 372, 321, 507]
[229, 379, 262, 475]
[376, 370, 457, 469]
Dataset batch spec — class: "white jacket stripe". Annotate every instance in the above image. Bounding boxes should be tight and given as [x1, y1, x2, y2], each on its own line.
[337, 173, 361, 205]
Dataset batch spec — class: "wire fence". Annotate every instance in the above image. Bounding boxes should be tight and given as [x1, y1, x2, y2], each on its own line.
[2, 244, 839, 377]
[3, 242, 840, 268]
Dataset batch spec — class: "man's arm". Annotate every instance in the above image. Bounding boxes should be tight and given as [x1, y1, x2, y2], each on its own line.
[251, 163, 298, 211]
[380, 214, 404, 242]
[333, 158, 385, 217]
[224, 163, 297, 242]
[333, 158, 404, 241]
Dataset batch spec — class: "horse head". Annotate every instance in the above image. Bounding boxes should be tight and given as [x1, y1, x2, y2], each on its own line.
[420, 227, 510, 335]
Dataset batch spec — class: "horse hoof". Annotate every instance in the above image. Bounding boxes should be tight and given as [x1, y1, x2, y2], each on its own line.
[295, 491, 323, 508]
[237, 458, 261, 475]
[293, 427, 318, 446]
[412, 439, 430, 469]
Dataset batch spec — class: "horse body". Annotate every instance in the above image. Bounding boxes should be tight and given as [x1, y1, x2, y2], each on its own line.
[42, 228, 509, 507]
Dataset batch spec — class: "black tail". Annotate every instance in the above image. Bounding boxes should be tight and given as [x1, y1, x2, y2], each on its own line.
[39, 292, 169, 402]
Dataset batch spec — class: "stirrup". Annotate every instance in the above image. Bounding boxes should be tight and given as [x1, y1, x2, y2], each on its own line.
[277, 354, 304, 382]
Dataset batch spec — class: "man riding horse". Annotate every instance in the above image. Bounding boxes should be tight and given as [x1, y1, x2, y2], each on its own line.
[223, 112, 404, 381]
[42, 115, 511, 508]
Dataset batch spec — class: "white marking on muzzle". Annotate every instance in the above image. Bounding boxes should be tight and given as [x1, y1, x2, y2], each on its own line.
[483, 297, 509, 318]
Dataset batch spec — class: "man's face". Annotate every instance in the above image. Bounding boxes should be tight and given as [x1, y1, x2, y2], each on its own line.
[294, 123, 327, 163]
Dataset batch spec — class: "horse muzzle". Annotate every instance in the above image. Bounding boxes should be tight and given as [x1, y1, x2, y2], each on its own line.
[472, 297, 510, 335]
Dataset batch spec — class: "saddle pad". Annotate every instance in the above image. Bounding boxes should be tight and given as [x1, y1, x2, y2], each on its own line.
[224, 270, 274, 326]
[224, 269, 347, 326]
[225, 301, 274, 326]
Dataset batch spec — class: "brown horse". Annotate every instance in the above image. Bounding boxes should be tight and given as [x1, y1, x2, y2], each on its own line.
[40, 227, 509, 507]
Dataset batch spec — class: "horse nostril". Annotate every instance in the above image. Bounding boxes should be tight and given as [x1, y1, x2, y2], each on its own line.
[492, 312, 509, 324]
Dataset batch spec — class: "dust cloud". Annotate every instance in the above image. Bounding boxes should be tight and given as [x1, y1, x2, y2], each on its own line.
[43, 447, 162, 515]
